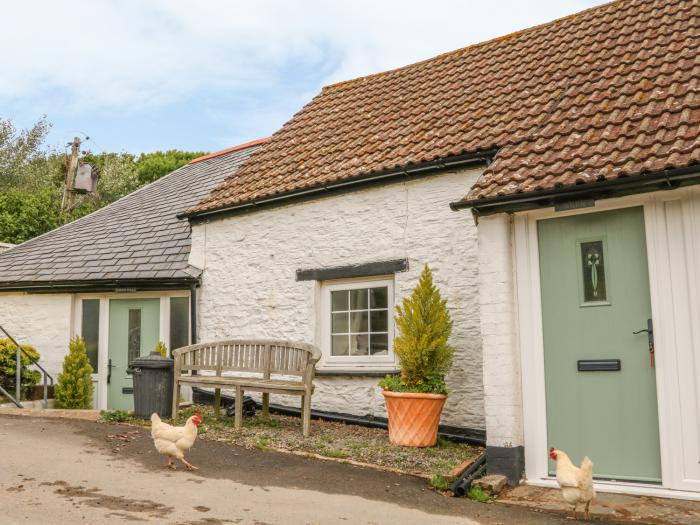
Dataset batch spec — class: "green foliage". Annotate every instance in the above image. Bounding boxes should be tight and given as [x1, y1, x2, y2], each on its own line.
[0, 186, 63, 244]
[379, 265, 454, 394]
[378, 373, 447, 395]
[154, 341, 168, 357]
[54, 336, 94, 409]
[467, 485, 493, 503]
[134, 150, 205, 186]
[0, 117, 207, 244]
[430, 474, 450, 491]
[100, 409, 134, 423]
[0, 339, 41, 400]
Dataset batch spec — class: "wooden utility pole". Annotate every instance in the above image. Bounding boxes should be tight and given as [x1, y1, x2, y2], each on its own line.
[61, 136, 81, 215]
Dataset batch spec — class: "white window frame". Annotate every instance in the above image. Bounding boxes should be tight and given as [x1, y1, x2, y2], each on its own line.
[319, 276, 396, 370]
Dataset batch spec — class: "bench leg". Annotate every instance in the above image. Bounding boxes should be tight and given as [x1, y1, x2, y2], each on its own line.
[302, 392, 311, 437]
[262, 392, 270, 418]
[172, 381, 181, 419]
[213, 388, 221, 416]
[234, 386, 243, 430]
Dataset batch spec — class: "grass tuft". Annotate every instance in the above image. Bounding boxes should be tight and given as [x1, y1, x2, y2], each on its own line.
[467, 485, 493, 503]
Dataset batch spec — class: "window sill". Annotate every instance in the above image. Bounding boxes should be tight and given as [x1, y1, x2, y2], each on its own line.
[315, 368, 400, 377]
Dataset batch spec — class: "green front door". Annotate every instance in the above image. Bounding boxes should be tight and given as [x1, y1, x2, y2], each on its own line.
[108, 298, 160, 410]
[538, 206, 661, 482]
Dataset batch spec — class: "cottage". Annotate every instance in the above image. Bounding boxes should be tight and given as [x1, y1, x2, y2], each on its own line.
[1, 0, 698, 500]
[0, 139, 266, 409]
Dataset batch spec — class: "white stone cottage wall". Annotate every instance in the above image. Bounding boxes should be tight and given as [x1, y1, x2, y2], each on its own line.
[190, 167, 485, 430]
[0, 293, 73, 378]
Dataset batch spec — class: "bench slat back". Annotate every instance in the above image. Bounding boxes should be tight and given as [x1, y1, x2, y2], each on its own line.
[174, 339, 320, 378]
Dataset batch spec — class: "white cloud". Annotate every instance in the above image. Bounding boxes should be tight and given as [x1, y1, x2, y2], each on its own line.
[0, 0, 606, 113]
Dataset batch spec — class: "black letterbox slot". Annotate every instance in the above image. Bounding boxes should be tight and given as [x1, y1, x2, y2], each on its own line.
[577, 359, 621, 372]
[122, 387, 134, 394]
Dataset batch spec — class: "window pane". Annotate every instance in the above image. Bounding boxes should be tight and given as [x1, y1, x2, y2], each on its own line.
[331, 312, 349, 334]
[349, 311, 368, 332]
[331, 290, 348, 311]
[169, 297, 190, 353]
[81, 299, 100, 373]
[331, 335, 349, 356]
[349, 334, 369, 356]
[128, 309, 141, 363]
[370, 310, 388, 332]
[580, 241, 607, 302]
[350, 288, 368, 310]
[370, 287, 388, 308]
[370, 333, 388, 355]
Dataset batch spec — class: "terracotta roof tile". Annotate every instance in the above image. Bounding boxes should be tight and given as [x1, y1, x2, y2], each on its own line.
[189, 0, 700, 215]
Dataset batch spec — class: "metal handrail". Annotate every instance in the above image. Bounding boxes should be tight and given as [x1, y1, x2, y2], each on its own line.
[0, 324, 54, 409]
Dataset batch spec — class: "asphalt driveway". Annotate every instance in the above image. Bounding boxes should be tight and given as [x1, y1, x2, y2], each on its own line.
[0, 415, 612, 524]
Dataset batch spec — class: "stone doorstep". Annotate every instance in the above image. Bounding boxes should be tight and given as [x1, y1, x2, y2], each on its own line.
[0, 408, 100, 421]
[498, 484, 700, 525]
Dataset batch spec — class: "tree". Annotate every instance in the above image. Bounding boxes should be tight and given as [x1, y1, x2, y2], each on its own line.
[54, 336, 94, 409]
[0, 116, 52, 190]
[134, 150, 205, 186]
[0, 187, 62, 244]
[379, 265, 454, 394]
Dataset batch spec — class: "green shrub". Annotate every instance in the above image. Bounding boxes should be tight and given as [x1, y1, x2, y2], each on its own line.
[100, 410, 133, 423]
[0, 338, 41, 400]
[154, 341, 167, 357]
[379, 265, 454, 395]
[54, 336, 94, 409]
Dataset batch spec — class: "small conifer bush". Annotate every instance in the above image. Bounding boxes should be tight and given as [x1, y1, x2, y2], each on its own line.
[379, 265, 454, 395]
[55, 336, 94, 409]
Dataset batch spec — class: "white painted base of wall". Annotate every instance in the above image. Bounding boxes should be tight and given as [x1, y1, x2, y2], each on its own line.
[527, 478, 700, 502]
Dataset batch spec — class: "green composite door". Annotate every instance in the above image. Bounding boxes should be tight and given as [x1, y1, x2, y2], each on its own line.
[107, 298, 160, 410]
[538, 206, 661, 482]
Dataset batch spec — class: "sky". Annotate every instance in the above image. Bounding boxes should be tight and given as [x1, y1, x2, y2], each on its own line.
[1, 0, 608, 154]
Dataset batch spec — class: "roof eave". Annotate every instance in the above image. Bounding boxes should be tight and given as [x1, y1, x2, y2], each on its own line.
[450, 164, 700, 216]
[182, 150, 497, 222]
[0, 276, 199, 294]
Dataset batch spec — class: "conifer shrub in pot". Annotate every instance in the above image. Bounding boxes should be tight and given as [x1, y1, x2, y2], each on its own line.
[379, 265, 454, 447]
[55, 336, 94, 409]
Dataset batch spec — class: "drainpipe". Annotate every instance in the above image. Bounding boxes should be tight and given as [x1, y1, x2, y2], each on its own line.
[189, 283, 197, 345]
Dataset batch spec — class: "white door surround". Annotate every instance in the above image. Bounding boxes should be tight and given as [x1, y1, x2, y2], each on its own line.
[512, 187, 700, 497]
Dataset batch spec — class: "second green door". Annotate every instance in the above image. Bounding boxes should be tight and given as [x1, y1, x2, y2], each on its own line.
[107, 298, 160, 410]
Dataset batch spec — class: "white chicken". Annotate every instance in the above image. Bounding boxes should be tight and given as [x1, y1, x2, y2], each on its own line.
[151, 412, 202, 470]
[550, 448, 595, 520]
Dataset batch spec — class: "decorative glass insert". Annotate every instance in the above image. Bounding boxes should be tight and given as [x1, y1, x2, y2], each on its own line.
[127, 309, 142, 363]
[81, 299, 100, 372]
[580, 240, 607, 302]
[169, 297, 189, 354]
[330, 286, 389, 356]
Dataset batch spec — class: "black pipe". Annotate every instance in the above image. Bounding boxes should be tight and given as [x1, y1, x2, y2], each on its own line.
[189, 283, 197, 345]
[450, 451, 487, 497]
[191, 387, 485, 446]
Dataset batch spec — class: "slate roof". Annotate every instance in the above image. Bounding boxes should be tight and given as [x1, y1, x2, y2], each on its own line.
[189, 0, 700, 216]
[0, 140, 265, 289]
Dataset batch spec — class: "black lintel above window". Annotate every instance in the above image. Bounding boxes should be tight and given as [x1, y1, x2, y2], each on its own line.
[296, 258, 409, 282]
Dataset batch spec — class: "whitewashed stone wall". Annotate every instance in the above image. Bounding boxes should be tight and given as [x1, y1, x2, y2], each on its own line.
[477, 214, 524, 447]
[191, 167, 485, 430]
[0, 293, 73, 378]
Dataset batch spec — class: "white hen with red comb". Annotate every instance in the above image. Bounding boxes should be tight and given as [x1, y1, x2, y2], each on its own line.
[550, 448, 595, 520]
[151, 412, 202, 470]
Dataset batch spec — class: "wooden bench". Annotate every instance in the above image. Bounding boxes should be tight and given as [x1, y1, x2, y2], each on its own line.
[172, 339, 321, 436]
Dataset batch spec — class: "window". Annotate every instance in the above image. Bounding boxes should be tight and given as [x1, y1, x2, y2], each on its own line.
[169, 296, 190, 354]
[127, 309, 141, 363]
[322, 278, 395, 367]
[81, 299, 100, 372]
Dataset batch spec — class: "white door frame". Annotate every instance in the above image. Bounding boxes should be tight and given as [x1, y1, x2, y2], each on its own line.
[72, 291, 190, 410]
[513, 187, 700, 498]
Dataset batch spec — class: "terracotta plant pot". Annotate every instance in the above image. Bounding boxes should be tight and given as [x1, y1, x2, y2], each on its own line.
[382, 390, 447, 447]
